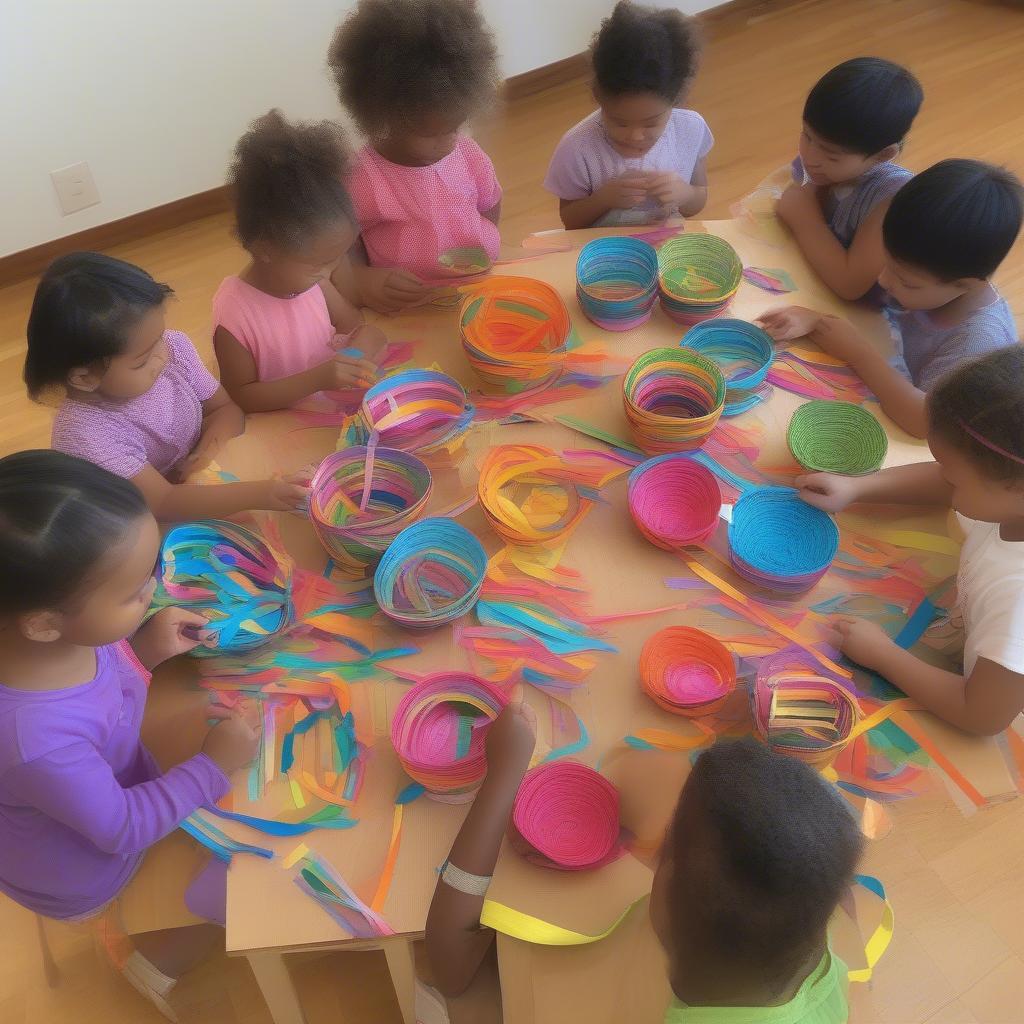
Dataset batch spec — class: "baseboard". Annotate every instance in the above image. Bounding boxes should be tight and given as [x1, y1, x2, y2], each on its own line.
[0, 185, 231, 288]
[1, 0, 782, 288]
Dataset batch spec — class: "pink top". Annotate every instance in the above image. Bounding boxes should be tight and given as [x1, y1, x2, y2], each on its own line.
[52, 330, 219, 480]
[348, 137, 502, 279]
[212, 276, 336, 383]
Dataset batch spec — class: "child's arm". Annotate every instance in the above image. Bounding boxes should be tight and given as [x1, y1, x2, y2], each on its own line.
[132, 463, 307, 523]
[797, 461, 953, 512]
[176, 387, 245, 477]
[758, 307, 928, 437]
[9, 708, 258, 856]
[647, 157, 709, 218]
[776, 184, 888, 301]
[834, 619, 1024, 736]
[346, 237, 429, 315]
[425, 701, 535, 998]
[558, 174, 650, 230]
[213, 327, 377, 413]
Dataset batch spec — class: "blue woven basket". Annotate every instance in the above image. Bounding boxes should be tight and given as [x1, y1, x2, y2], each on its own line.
[682, 318, 775, 416]
[576, 237, 659, 331]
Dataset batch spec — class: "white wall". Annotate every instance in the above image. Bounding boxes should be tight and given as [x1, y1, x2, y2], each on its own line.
[0, 0, 716, 257]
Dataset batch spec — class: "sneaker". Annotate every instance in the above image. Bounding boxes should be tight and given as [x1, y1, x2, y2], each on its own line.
[121, 950, 179, 1022]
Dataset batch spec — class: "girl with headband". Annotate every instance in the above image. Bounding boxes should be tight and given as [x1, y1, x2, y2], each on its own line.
[799, 347, 1024, 735]
[0, 452, 261, 1019]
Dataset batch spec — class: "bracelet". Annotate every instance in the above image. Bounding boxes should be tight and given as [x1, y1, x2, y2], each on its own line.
[440, 859, 492, 897]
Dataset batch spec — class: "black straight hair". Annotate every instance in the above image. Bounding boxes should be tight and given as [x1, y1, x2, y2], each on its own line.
[24, 252, 173, 399]
[883, 159, 1024, 281]
[665, 737, 863, 990]
[803, 57, 922, 155]
[0, 450, 149, 614]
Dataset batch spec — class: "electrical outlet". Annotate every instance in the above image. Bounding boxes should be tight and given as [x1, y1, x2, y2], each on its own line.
[50, 162, 100, 215]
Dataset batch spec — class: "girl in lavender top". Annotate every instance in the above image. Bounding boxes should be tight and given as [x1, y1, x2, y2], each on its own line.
[26, 253, 308, 522]
[0, 451, 261, 1018]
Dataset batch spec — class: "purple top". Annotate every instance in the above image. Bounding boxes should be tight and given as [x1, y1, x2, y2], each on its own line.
[544, 109, 713, 227]
[52, 330, 220, 479]
[0, 642, 228, 919]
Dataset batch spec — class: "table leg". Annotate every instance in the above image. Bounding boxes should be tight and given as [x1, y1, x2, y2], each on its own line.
[383, 938, 416, 1024]
[247, 951, 307, 1024]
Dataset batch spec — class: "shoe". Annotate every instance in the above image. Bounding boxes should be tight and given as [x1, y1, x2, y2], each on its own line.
[121, 950, 179, 1022]
[416, 978, 450, 1024]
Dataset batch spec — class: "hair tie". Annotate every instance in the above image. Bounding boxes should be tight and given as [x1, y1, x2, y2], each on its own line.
[373, 517, 486, 629]
[627, 454, 722, 549]
[576, 237, 659, 331]
[681, 318, 775, 416]
[510, 762, 623, 870]
[623, 347, 726, 454]
[788, 400, 888, 475]
[640, 626, 736, 716]
[958, 417, 1024, 466]
[390, 672, 508, 801]
[657, 234, 743, 325]
[153, 521, 293, 655]
[308, 447, 432, 579]
[728, 486, 838, 594]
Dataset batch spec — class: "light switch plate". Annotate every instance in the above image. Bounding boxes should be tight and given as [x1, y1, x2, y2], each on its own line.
[50, 162, 101, 215]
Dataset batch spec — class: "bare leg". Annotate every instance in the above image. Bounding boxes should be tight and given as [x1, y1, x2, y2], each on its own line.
[133, 923, 222, 978]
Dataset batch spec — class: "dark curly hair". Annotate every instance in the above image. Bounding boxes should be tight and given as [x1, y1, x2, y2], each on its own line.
[327, 0, 499, 139]
[928, 347, 1024, 485]
[228, 109, 353, 250]
[591, 1, 702, 102]
[663, 738, 863, 992]
[883, 160, 1023, 282]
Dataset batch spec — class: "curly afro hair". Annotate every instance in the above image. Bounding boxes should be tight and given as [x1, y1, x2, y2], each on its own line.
[228, 109, 353, 250]
[327, 0, 499, 139]
[591, 1, 702, 102]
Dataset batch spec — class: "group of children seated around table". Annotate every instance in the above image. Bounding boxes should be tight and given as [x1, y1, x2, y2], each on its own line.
[2, 1, 1023, 1022]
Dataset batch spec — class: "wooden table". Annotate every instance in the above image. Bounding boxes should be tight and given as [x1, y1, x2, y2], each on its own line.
[149, 219, 1018, 1024]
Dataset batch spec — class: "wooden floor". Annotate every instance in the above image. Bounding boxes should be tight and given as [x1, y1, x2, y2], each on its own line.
[2, 1, 1024, 1021]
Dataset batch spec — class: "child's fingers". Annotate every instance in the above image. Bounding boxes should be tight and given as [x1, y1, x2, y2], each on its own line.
[386, 272, 427, 297]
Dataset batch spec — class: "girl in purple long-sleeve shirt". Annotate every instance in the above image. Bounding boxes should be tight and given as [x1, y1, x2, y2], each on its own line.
[0, 450, 261, 1019]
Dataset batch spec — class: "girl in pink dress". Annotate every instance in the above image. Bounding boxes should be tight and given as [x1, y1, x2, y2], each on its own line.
[213, 110, 383, 412]
[327, 0, 503, 314]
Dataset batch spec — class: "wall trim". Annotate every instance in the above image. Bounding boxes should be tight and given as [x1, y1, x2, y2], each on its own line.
[0, 0, 782, 288]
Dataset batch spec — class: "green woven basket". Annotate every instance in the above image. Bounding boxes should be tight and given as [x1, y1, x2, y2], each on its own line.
[787, 400, 888, 475]
[657, 234, 743, 304]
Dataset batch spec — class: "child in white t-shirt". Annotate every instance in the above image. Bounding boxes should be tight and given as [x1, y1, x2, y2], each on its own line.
[797, 346, 1024, 736]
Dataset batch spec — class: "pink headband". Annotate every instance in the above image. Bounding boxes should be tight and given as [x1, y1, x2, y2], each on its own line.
[959, 419, 1024, 466]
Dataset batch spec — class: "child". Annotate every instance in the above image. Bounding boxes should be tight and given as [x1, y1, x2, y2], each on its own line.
[801, 347, 1024, 737]
[545, 1, 710, 230]
[426, 711, 863, 1024]
[213, 110, 382, 411]
[25, 252, 307, 522]
[327, 0, 502, 314]
[778, 57, 923, 301]
[0, 450, 261, 1018]
[760, 160, 1022, 438]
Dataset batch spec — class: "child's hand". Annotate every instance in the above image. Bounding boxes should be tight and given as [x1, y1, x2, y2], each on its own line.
[806, 315, 867, 365]
[795, 472, 861, 513]
[132, 608, 213, 669]
[645, 172, 692, 208]
[485, 698, 537, 780]
[776, 182, 824, 228]
[331, 323, 389, 368]
[358, 266, 428, 314]
[202, 703, 262, 776]
[830, 616, 896, 671]
[261, 472, 310, 514]
[179, 431, 226, 478]
[597, 174, 650, 210]
[331, 353, 379, 390]
[756, 305, 823, 341]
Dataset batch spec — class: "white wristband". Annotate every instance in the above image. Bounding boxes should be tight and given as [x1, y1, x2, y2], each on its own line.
[440, 860, 492, 897]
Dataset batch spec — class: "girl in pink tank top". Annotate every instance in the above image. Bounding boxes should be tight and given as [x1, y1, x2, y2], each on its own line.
[213, 110, 385, 412]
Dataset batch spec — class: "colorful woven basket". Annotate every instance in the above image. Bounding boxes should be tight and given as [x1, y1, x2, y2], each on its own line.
[510, 762, 622, 870]
[623, 347, 726, 454]
[682, 318, 775, 415]
[356, 369, 474, 456]
[459, 276, 572, 394]
[658, 234, 743, 325]
[787, 400, 888, 475]
[640, 626, 736, 716]
[373, 517, 487, 629]
[728, 486, 838, 594]
[153, 521, 293, 657]
[576, 236, 659, 331]
[752, 661, 862, 765]
[309, 446, 433, 579]
[390, 672, 508, 800]
[627, 454, 722, 549]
